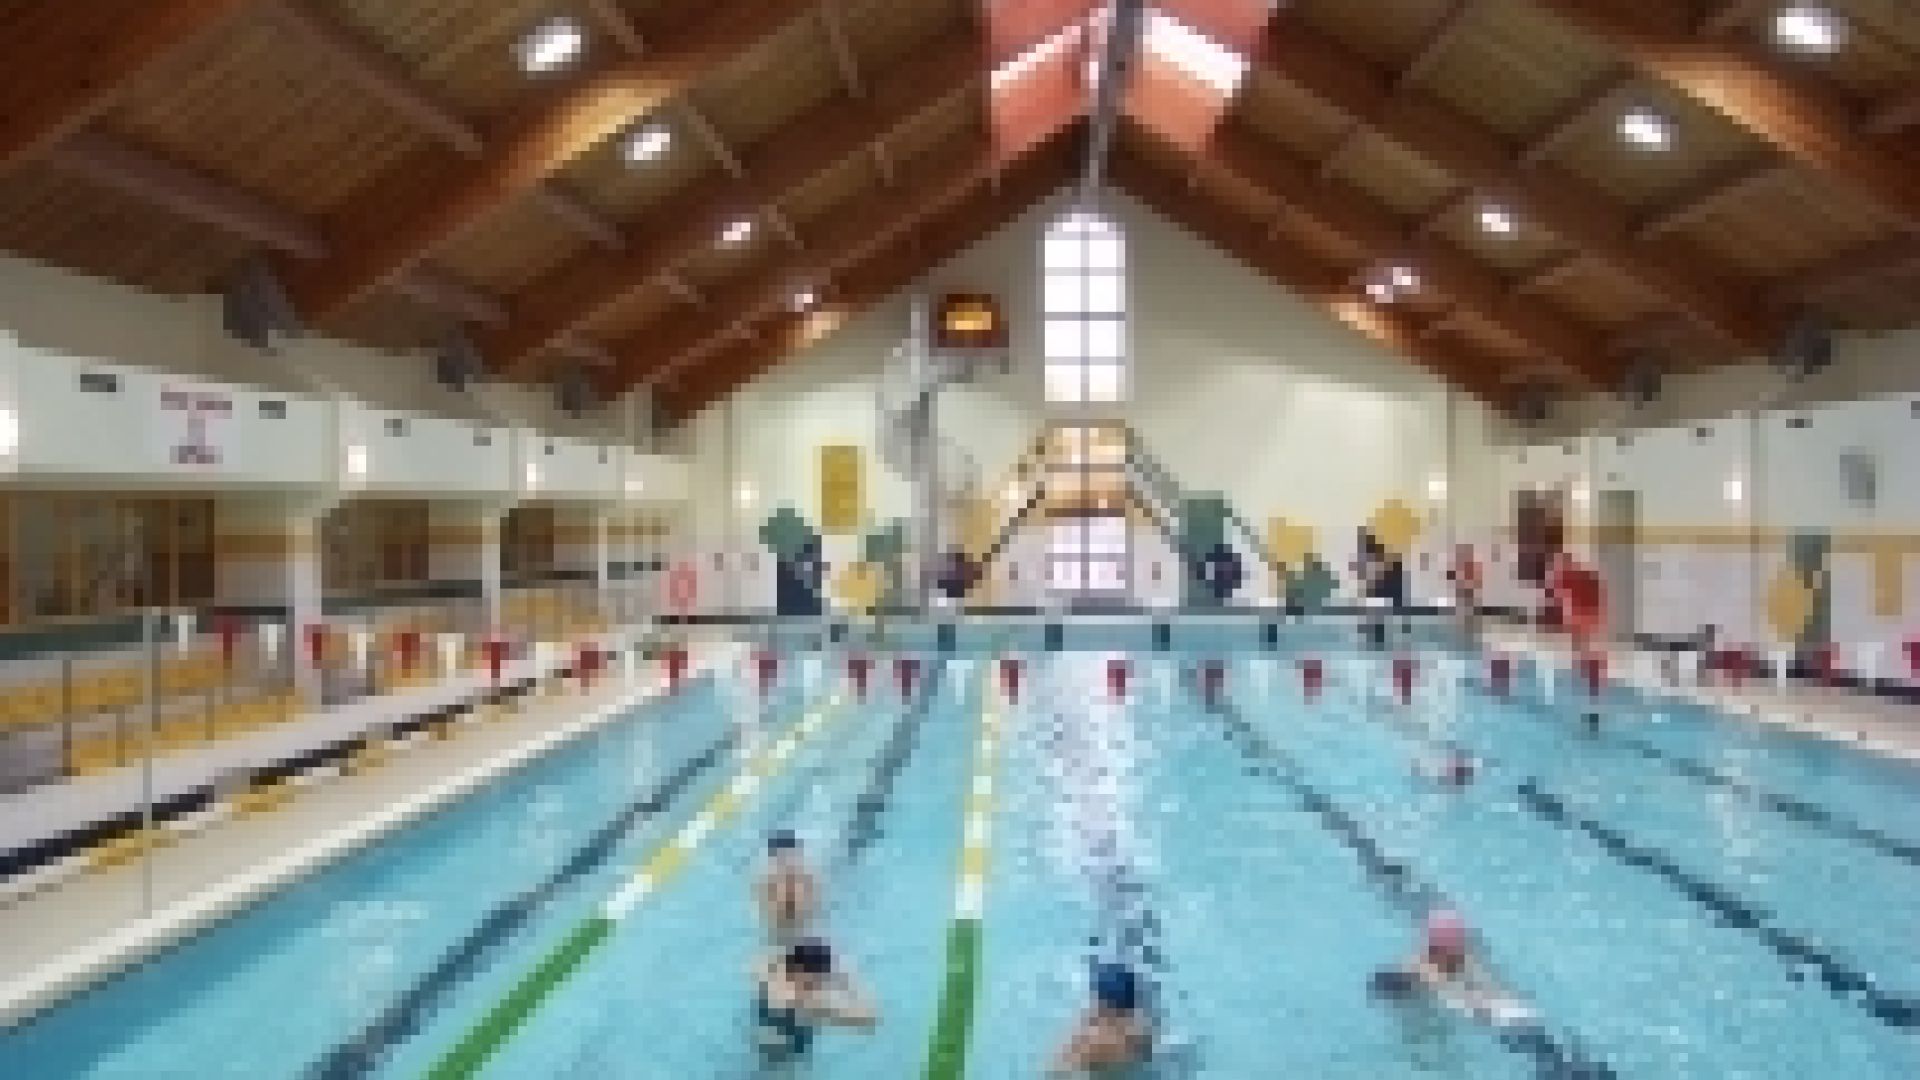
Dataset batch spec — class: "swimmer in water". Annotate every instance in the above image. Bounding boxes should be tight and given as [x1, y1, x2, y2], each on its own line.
[1374, 910, 1527, 1024]
[1049, 963, 1152, 1076]
[758, 831, 818, 945]
[752, 939, 876, 1060]
[1417, 748, 1477, 788]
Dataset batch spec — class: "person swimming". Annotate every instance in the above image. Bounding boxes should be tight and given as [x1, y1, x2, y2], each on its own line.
[757, 831, 818, 944]
[1373, 910, 1532, 1025]
[1050, 963, 1152, 1076]
[752, 939, 876, 1060]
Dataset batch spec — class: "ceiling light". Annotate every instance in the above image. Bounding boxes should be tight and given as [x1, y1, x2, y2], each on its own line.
[719, 218, 755, 247]
[1365, 278, 1396, 304]
[516, 17, 586, 74]
[791, 288, 818, 312]
[1618, 105, 1674, 151]
[1477, 202, 1516, 236]
[1388, 264, 1421, 293]
[621, 123, 672, 164]
[1773, 4, 1846, 55]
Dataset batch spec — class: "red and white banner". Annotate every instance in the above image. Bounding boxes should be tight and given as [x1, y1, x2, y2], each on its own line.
[158, 386, 233, 466]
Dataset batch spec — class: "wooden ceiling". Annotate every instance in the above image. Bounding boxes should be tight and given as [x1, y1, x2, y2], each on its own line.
[0, 0, 1915, 420]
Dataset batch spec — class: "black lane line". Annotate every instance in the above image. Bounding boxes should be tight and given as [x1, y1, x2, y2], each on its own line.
[1203, 697, 1618, 1080]
[1516, 779, 1920, 1030]
[302, 709, 754, 1080]
[831, 659, 943, 869]
[1500, 684, 1920, 867]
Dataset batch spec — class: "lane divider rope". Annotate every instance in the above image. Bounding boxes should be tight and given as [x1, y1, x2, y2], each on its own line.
[424, 692, 846, 1080]
[922, 667, 1004, 1080]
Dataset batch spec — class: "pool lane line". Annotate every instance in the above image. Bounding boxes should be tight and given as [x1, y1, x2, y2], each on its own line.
[922, 666, 1003, 1080]
[303, 727, 741, 1080]
[423, 691, 852, 1080]
[1199, 697, 1619, 1080]
[1516, 779, 1920, 1030]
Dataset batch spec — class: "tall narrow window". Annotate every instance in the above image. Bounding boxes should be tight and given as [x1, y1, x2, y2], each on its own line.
[1043, 211, 1126, 403]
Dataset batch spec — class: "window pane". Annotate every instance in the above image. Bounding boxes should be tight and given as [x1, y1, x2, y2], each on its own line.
[1044, 319, 1084, 360]
[1044, 235, 1084, 273]
[1086, 517, 1128, 552]
[1085, 236, 1124, 271]
[1084, 319, 1124, 361]
[1048, 558, 1084, 591]
[1044, 362, 1084, 403]
[1044, 273, 1083, 314]
[1086, 363, 1124, 403]
[1084, 274, 1123, 314]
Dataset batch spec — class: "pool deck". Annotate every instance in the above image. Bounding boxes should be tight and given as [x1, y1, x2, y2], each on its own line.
[1487, 626, 1920, 764]
[0, 640, 737, 1029]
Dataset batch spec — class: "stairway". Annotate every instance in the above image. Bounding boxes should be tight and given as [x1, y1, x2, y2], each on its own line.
[874, 299, 984, 603]
[1120, 427, 1284, 584]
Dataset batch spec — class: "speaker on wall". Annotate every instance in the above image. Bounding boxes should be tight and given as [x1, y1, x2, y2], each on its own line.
[1774, 313, 1835, 380]
[556, 365, 596, 418]
[434, 331, 485, 391]
[221, 259, 304, 351]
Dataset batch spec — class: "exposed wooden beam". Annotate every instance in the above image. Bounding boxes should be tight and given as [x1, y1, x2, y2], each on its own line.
[1316, 123, 1369, 180]
[0, 0, 259, 174]
[397, 268, 506, 326]
[46, 131, 326, 258]
[1633, 155, 1790, 239]
[819, 0, 865, 98]
[679, 100, 806, 249]
[1112, 150, 1519, 407]
[1695, 0, 1772, 36]
[530, 185, 625, 250]
[485, 36, 987, 368]
[1863, 88, 1920, 135]
[620, 122, 1080, 391]
[283, 3, 809, 321]
[1529, 0, 1920, 229]
[553, 335, 620, 368]
[1251, 13, 1783, 352]
[661, 271, 706, 306]
[1517, 69, 1635, 167]
[1775, 235, 1920, 300]
[1396, 0, 1484, 93]
[1510, 252, 1585, 296]
[264, 0, 483, 156]
[583, 0, 648, 55]
[1194, 117, 1622, 387]
[1412, 189, 1475, 238]
[658, 143, 1074, 418]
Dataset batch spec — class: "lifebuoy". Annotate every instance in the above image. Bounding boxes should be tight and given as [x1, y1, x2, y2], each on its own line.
[667, 561, 698, 614]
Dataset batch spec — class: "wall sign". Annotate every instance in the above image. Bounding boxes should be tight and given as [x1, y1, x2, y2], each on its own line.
[159, 386, 233, 466]
[934, 293, 1007, 351]
[819, 444, 864, 535]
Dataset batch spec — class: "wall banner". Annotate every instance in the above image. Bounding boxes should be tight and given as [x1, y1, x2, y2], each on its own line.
[819, 444, 864, 535]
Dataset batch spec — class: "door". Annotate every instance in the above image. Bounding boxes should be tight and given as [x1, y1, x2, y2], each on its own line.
[1596, 490, 1638, 641]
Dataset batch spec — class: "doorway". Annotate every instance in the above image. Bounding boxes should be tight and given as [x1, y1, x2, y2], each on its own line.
[1595, 489, 1638, 641]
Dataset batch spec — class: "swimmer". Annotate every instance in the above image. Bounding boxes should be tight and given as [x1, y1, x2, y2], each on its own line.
[1049, 963, 1152, 1076]
[758, 831, 818, 944]
[1373, 910, 1527, 1024]
[752, 939, 876, 1060]
[1417, 748, 1477, 788]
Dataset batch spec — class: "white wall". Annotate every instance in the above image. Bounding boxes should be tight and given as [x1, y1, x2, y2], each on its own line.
[682, 190, 1500, 608]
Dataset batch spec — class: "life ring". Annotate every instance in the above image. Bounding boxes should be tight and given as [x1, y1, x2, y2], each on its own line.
[667, 561, 698, 614]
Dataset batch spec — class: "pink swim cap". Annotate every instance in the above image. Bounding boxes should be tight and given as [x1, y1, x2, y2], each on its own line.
[1425, 909, 1469, 953]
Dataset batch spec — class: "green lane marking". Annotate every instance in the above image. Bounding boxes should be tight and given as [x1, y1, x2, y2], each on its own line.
[424, 916, 611, 1080]
[923, 919, 983, 1080]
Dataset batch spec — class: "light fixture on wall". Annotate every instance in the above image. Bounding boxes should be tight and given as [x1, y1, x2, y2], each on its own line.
[0, 407, 18, 456]
[1723, 473, 1746, 503]
[1426, 472, 1449, 500]
[1569, 478, 1592, 509]
[736, 481, 757, 508]
[516, 16, 586, 74]
[344, 443, 368, 479]
[625, 476, 645, 496]
[525, 462, 543, 490]
[1773, 4, 1846, 55]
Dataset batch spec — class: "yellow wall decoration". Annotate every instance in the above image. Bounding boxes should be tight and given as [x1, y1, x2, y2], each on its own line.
[833, 561, 882, 614]
[1871, 541, 1906, 619]
[1265, 517, 1316, 568]
[818, 444, 864, 535]
[1367, 499, 1422, 557]
[1764, 566, 1815, 642]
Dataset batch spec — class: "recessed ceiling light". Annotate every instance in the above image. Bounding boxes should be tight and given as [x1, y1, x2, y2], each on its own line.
[719, 218, 755, 247]
[622, 123, 672, 164]
[1388, 264, 1421, 293]
[1773, 4, 1846, 55]
[1365, 278, 1396, 304]
[1477, 202, 1517, 236]
[516, 17, 586, 74]
[1618, 105, 1674, 151]
[791, 288, 818, 312]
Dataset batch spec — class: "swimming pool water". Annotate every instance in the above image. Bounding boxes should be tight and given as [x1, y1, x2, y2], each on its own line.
[3, 637, 1916, 1079]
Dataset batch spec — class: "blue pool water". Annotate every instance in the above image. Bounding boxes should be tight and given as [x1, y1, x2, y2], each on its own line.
[3, 633, 1917, 1078]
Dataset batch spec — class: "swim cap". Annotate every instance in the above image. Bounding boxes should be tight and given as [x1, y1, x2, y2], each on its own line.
[788, 939, 833, 975]
[1424, 909, 1468, 954]
[767, 830, 800, 853]
[1093, 964, 1139, 1011]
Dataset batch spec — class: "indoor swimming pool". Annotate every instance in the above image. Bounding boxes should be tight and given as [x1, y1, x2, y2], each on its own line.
[2, 632, 1916, 1079]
